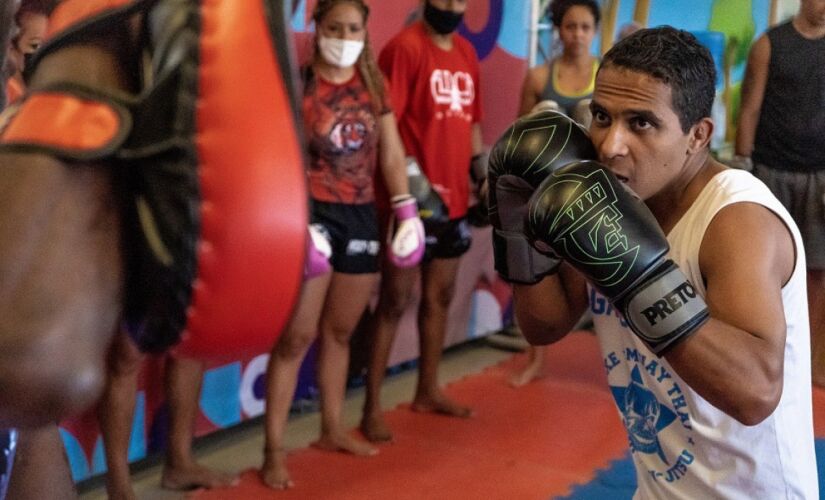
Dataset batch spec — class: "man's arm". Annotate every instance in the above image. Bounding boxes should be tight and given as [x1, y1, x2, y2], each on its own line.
[0, 38, 135, 427]
[665, 201, 794, 425]
[513, 263, 588, 345]
[735, 35, 770, 159]
[378, 112, 410, 198]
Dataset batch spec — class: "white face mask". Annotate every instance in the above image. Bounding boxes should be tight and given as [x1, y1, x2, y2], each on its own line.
[318, 35, 364, 68]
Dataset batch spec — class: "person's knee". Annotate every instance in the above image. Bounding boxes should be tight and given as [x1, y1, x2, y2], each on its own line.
[107, 332, 144, 378]
[423, 281, 456, 311]
[378, 280, 415, 320]
[382, 292, 412, 319]
[275, 330, 316, 359]
[322, 323, 355, 348]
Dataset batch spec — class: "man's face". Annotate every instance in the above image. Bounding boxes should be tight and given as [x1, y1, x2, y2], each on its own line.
[16, 11, 47, 55]
[4, 11, 47, 79]
[800, 0, 825, 28]
[588, 66, 693, 201]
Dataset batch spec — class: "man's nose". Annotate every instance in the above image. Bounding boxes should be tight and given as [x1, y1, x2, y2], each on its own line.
[596, 124, 629, 161]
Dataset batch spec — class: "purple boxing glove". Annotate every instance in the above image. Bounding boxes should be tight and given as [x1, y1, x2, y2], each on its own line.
[388, 195, 425, 268]
[304, 224, 332, 280]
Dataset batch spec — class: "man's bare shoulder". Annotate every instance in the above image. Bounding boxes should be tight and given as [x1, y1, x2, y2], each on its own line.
[700, 198, 795, 286]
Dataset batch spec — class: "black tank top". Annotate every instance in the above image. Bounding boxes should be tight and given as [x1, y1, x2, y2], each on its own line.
[753, 21, 825, 171]
[539, 59, 598, 117]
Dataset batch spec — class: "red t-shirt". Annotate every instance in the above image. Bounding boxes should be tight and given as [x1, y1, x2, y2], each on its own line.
[378, 22, 482, 219]
[302, 69, 391, 204]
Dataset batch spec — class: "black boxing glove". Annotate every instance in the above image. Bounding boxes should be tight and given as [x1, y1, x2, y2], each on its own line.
[467, 152, 490, 227]
[488, 109, 596, 284]
[526, 160, 709, 354]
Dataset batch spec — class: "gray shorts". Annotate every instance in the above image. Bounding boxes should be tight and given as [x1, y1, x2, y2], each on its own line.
[753, 163, 825, 269]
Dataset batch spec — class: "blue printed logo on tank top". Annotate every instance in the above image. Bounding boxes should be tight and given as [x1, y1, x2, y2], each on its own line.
[593, 288, 697, 484]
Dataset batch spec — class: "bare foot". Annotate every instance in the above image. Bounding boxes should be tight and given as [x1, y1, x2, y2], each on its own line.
[412, 392, 473, 418]
[104, 484, 136, 500]
[509, 362, 544, 387]
[360, 413, 393, 443]
[312, 432, 378, 456]
[260, 449, 294, 490]
[160, 463, 237, 491]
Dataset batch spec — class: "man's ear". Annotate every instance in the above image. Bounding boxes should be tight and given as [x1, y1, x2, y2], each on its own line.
[687, 117, 713, 154]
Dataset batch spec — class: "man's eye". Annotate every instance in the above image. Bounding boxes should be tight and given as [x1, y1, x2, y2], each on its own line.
[592, 110, 609, 124]
[631, 118, 652, 130]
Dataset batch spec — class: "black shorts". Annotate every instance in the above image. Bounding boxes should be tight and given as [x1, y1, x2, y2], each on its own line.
[753, 164, 825, 270]
[424, 217, 472, 262]
[312, 201, 380, 274]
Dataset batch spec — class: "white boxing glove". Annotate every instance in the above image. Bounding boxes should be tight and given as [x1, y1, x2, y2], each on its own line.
[304, 224, 332, 279]
[388, 195, 425, 268]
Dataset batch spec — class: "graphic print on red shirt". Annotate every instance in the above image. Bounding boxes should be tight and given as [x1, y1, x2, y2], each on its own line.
[378, 22, 482, 219]
[303, 70, 390, 205]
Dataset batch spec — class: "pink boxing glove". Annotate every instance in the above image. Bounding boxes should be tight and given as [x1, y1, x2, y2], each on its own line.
[388, 195, 425, 268]
[305, 224, 332, 279]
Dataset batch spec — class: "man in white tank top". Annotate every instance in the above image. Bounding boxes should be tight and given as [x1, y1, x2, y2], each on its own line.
[506, 27, 818, 498]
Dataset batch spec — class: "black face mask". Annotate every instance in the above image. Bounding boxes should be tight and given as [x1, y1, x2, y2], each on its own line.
[423, 1, 463, 35]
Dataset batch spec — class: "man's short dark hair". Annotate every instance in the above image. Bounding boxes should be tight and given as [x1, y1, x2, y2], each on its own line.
[599, 26, 716, 133]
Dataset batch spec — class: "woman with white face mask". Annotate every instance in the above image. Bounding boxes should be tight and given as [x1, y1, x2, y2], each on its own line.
[260, 0, 423, 490]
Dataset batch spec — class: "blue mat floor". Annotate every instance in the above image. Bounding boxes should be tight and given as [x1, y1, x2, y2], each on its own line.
[558, 438, 825, 499]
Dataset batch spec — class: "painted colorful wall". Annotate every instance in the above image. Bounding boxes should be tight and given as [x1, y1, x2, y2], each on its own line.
[290, 0, 532, 145]
[596, 0, 791, 149]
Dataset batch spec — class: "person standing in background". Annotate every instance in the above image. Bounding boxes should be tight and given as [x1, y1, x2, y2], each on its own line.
[509, 0, 599, 387]
[260, 0, 422, 489]
[518, 0, 599, 122]
[360, 0, 483, 443]
[735, 0, 825, 386]
[4, 0, 48, 105]
[0, 0, 19, 110]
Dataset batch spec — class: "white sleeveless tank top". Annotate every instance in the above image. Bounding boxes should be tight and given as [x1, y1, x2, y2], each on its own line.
[589, 169, 818, 499]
